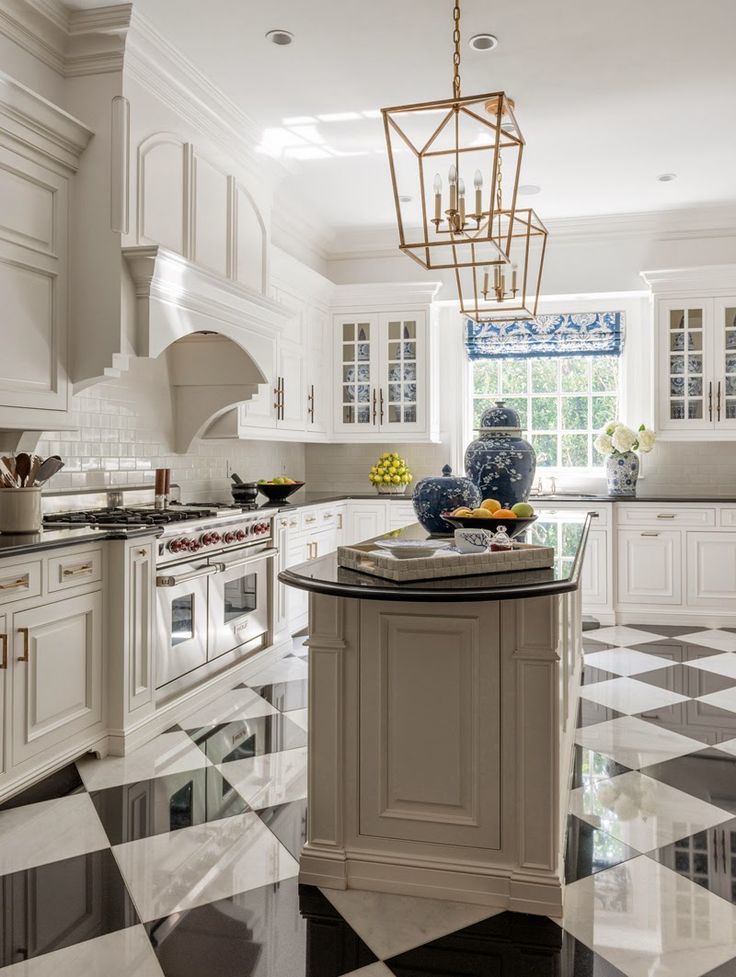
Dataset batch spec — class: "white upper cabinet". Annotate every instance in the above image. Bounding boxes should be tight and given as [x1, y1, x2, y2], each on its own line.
[333, 309, 438, 442]
[645, 267, 736, 440]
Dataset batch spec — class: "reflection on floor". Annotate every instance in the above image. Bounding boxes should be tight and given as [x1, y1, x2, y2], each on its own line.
[4, 626, 736, 975]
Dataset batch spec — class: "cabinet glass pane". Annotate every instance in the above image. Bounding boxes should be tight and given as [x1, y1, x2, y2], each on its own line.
[667, 307, 705, 423]
[383, 318, 419, 425]
[723, 308, 736, 424]
[341, 321, 373, 425]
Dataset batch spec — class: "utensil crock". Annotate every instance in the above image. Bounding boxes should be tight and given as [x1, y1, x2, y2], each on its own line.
[0, 487, 43, 533]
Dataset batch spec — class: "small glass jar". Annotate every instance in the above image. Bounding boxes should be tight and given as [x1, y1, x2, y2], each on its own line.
[489, 526, 513, 552]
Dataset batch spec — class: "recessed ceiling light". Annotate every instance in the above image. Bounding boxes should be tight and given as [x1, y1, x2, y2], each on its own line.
[469, 33, 498, 52]
[266, 29, 294, 46]
[399, 194, 413, 203]
[657, 172, 677, 182]
[518, 184, 541, 196]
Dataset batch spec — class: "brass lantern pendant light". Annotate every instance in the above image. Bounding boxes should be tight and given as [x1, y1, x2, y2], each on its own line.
[381, 0, 548, 324]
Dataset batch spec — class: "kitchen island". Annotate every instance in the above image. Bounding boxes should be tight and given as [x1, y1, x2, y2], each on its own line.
[280, 515, 591, 917]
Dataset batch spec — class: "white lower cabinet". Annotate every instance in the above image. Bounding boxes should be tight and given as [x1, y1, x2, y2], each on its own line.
[0, 613, 6, 777]
[580, 529, 609, 609]
[12, 591, 103, 766]
[686, 532, 736, 606]
[348, 503, 387, 546]
[617, 530, 682, 605]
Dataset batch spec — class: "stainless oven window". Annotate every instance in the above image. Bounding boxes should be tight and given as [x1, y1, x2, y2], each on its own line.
[171, 594, 195, 645]
[223, 573, 257, 623]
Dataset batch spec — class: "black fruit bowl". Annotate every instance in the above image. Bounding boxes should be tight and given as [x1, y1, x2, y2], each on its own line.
[440, 512, 538, 539]
[257, 481, 305, 503]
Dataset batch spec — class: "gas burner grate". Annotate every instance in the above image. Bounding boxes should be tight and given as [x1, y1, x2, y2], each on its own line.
[43, 507, 216, 527]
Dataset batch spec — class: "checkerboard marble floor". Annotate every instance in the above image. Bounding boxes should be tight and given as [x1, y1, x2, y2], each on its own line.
[4, 626, 736, 975]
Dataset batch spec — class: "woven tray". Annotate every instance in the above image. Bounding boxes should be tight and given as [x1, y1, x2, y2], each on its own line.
[337, 540, 555, 583]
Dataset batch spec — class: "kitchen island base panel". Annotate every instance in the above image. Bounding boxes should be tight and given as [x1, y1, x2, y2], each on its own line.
[302, 588, 583, 916]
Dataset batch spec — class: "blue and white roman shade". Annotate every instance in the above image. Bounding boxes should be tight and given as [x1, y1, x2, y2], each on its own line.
[465, 312, 624, 360]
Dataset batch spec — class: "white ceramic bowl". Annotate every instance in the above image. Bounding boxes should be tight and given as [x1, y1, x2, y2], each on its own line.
[454, 528, 492, 554]
[373, 539, 443, 560]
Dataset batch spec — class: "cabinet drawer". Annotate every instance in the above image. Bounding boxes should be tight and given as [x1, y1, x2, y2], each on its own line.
[537, 504, 610, 527]
[0, 561, 42, 606]
[719, 508, 736, 528]
[617, 506, 715, 528]
[47, 549, 102, 592]
[299, 508, 321, 532]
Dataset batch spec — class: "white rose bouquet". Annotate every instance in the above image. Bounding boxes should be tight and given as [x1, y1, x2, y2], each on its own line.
[594, 421, 656, 458]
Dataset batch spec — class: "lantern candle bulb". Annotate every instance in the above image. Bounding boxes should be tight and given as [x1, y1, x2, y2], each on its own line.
[433, 173, 442, 222]
[474, 169, 483, 217]
[512, 262, 518, 293]
[448, 164, 457, 212]
[458, 178, 466, 226]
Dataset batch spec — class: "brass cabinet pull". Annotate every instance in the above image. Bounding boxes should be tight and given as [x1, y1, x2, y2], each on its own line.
[0, 634, 7, 669]
[305, 516, 317, 524]
[307, 384, 315, 423]
[273, 376, 285, 419]
[717, 380, 722, 422]
[656, 513, 676, 519]
[63, 563, 93, 577]
[372, 388, 377, 424]
[17, 627, 29, 663]
[709, 381, 713, 421]
[337, 513, 343, 529]
[379, 387, 384, 424]
[0, 575, 29, 592]
[136, 548, 148, 557]
[280, 377, 285, 420]
[640, 531, 660, 537]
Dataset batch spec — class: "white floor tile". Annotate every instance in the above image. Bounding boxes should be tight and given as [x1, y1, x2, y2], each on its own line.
[321, 888, 500, 959]
[247, 656, 308, 686]
[696, 686, 736, 714]
[179, 687, 278, 728]
[685, 653, 736, 678]
[583, 647, 666, 677]
[564, 856, 736, 977]
[0, 925, 164, 977]
[219, 747, 307, 810]
[678, 630, 736, 653]
[714, 737, 736, 758]
[579, 676, 689, 714]
[575, 715, 705, 769]
[288, 708, 309, 732]
[77, 731, 210, 791]
[0, 793, 109, 875]
[112, 811, 298, 922]
[584, 626, 665, 647]
[569, 770, 731, 854]
[342, 965, 395, 977]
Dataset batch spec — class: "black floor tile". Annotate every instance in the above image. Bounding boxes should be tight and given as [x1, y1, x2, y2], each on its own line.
[628, 638, 728, 663]
[635, 663, 736, 697]
[565, 814, 639, 884]
[385, 910, 563, 977]
[571, 745, 631, 789]
[634, 701, 736, 745]
[0, 761, 83, 812]
[184, 714, 307, 764]
[250, 678, 308, 712]
[633, 624, 708, 638]
[583, 639, 618, 654]
[258, 798, 308, 860]
[641, 748, 736, 804]
[89, 766, 248, 845]
[581, 665, 619, 685]
[299, 884, 378, 976]
[700, 956, 736, 977]
[648, 816, 736, 904]
[0, 849, 138, 967]
[576, 699, 625, 729]
[147, 878, 307, 977]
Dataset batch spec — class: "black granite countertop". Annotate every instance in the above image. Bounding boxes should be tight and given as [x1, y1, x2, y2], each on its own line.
[0, 525, 162, 557]
[260, 491, 415, 511]
[280, 514, 591, 603]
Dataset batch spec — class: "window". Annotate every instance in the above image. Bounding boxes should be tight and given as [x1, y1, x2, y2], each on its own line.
[471, 355, 619, 469]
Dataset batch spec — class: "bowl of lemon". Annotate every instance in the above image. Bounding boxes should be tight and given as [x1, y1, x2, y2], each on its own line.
[256, 477, 305, 503]
[441, 499, 537, 539]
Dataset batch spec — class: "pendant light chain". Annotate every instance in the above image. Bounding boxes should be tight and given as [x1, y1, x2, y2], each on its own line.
[452, 0, 462, 99]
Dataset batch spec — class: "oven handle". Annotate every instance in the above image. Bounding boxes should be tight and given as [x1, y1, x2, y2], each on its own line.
[156, 564, 220, 588]
[214, 547, 279, 574]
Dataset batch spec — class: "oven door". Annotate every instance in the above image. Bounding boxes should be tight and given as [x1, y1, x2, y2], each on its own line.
[208, 546, 276, 661]
[156, 561, 218, 688]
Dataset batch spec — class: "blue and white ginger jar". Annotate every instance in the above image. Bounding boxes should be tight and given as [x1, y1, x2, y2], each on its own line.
[412, 464, 481, 536]
[464, 401, 536, 508]
[605, 450, 640, 496]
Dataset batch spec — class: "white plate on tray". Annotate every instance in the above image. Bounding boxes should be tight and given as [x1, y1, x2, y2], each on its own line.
[373, 539, 446, 560]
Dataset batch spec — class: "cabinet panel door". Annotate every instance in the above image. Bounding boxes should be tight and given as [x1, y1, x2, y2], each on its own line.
[686, 532, 736, 607]
[286, 536, 309, 632]
[617, 530, 682, 605]
[359, 602, 501, 848]
[387, 501, 417, 531]
[279, 343, 306, 432]
[0, 614, 5, 777]
[657, 300, 712, 433]
[378, 312, 426, 434]
[128, 544, 154, 713]
[713, 298, 736, 431]
[334, 315, 379, 434]
[348, 503, 387, 546]
[580, 529, 608, 608]
[12, 592, 103, 766]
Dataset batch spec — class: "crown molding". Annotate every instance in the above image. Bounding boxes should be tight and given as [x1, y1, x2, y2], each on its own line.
[641, 264, 736, 294]
[332, 280, 443, 310]
[0, 0, 66, 74]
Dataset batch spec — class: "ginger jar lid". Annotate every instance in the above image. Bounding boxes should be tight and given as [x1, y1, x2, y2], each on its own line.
[477, 401, 523, 434]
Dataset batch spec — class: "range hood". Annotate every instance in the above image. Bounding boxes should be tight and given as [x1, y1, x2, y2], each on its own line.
[122, 246, 292, 451]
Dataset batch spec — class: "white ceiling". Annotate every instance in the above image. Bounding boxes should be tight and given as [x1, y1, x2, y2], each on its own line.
[70, 0, 736, 235]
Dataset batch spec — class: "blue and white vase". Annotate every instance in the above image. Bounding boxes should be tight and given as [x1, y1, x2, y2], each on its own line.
[605, 450, 640, 496]
[464, 402, 536, 508]
[412, 465, 481, 536]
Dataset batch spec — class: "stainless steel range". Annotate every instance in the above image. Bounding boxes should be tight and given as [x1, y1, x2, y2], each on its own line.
[45, 500, 276, 690]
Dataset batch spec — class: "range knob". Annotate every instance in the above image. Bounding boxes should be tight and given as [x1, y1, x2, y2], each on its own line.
[202, 531, 221, 546]
[260, 521, 271, 534]
[168, 537, 187, 553]
[235, 529, 247, 541]
[223, 531, 237, 544]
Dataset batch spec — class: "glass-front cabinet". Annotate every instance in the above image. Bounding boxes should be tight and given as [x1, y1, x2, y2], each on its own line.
[657, 297, 736, 436]
[333, 310, 433, 439]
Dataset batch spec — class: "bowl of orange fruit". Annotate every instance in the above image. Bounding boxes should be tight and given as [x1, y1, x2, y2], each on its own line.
[440, 498, 537, 539]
